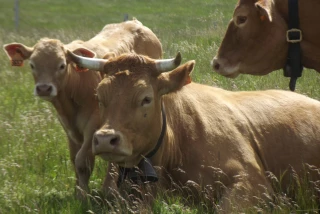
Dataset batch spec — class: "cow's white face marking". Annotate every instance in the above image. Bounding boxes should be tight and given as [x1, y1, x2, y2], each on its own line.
[211, 57, 240, 78]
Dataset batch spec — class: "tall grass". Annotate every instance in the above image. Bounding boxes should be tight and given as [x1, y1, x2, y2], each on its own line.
[0, 0, 320, 213]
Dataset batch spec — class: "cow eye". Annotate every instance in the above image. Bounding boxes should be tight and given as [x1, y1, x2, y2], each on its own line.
[98, 101, 104, 108]
[59, 63, 66, 70]
[30, 63, 34, 69]
[141, 96, 152, 106]
[237, 16, 247, 25]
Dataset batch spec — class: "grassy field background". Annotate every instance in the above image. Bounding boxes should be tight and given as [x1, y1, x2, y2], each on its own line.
[0, 0, 320, 213]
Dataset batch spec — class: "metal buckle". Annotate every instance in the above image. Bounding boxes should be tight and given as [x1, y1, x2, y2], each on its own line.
[286, 29, 302, 43]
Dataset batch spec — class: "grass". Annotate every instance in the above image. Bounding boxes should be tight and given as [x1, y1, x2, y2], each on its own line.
[0, 0, 320, 213]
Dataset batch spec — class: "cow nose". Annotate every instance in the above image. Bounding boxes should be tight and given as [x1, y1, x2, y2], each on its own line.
[36, 84, 53, 94]
[212, 57, 220, 71]
[93, 131, 121, 148]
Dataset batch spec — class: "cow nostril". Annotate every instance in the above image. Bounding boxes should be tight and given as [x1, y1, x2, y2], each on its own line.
[214, 62, 220, 71]
[93, 135, 99, 146]
[110, 136, 119, 146]
[36, 85, 52, 93]
[46, 85, 52, 92]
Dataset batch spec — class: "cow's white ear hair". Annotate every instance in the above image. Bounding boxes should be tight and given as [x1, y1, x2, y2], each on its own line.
[255, 1, 273, 22]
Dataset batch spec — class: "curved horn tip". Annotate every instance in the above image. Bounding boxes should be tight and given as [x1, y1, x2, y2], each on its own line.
[175, 52, 182, 67]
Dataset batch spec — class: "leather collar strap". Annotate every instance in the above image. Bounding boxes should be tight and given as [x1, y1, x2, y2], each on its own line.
[117, 102, 167, 187]
[145, 102, 167, 159]
[283, 0, 303, 91]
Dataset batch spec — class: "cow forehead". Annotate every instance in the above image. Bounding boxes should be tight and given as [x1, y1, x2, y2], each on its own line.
[234, 4, 256, 17]
[31, 39, 66, 63]
[235, 5, 250, 15]
[97, 71, 153, 102]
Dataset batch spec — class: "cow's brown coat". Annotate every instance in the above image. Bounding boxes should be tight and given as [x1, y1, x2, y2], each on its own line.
[89, 53, 320, 212]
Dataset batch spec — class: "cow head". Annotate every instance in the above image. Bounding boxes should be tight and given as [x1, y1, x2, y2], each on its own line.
[68, 52, 192, 167]
[212, 0, 288, 77]
[3, 39, 96, 100]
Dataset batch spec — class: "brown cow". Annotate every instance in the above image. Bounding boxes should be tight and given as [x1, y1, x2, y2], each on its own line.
[212, 0, 320, 78]
[2, 19, 162, 198]
[70, 52, 320, 212]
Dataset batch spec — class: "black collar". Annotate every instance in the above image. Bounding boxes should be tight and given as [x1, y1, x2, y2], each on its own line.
[117, 102, 167, 187]
[283, 0, 303, 91]
[145, 102, 167, 159]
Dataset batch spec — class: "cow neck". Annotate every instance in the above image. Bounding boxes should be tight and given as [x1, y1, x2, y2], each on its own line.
[51, 90, 83, 143]
[50, 66, 87, 143]
[117, 101, 167, 187]
[65, 64, 101, 106]
[146, 102, 167, 159]
[283, 0, 303, 91]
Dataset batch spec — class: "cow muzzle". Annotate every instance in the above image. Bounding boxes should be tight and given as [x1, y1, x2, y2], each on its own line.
[34, 83, 57, 98]
[211, 57, 240, 78]
[92, 129, 132, 159]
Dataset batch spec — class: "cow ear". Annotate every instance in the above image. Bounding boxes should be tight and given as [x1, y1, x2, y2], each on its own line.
[3, 43, 33, 67]
[255, 1, 273, 22]
[68, 47, 97, 72]
[157, 60, 195, 96]
[72, 48, 96, 58]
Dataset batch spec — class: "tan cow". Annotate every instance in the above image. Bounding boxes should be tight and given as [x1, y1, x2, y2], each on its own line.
[3, 19, 162, 198]
[212, 0, 320, 78]
[70, 52, 320, 212]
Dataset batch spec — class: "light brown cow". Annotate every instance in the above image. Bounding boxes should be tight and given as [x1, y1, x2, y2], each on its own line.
[3, 19, 162, 198]
[212, 0, 320, 78]
[70, 52, 320, 212]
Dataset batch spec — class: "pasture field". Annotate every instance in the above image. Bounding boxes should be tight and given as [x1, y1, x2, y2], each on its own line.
[0, 0, 320, 213]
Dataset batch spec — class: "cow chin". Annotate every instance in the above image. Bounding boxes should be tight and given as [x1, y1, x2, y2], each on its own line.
[36, 95, 55, 101]
[97, 153, 128, 163]
[222, 72, 240, 78]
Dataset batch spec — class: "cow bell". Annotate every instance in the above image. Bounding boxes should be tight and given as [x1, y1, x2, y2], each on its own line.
[127, 158, 158, 183]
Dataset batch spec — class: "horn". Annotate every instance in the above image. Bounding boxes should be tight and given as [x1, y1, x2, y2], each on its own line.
[155, 52, 182, 73]
[67, 50, 108, 71]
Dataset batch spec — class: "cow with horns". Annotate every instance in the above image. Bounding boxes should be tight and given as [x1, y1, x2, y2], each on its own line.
[3, 18, 163, 198]
[68, 51, 320, 212]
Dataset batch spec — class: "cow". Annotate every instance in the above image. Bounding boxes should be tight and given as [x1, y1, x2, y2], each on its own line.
[2, 19, 162, 199]
[68, 52, 320, 212]
[212, 0, 320, 79]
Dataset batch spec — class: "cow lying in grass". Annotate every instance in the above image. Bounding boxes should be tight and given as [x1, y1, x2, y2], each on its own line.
[68, 52, 320, 212]
[3, 19, 162, 199]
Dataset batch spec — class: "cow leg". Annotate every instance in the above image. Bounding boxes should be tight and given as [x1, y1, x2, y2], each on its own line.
[102, 162, 118, 195]
[74, 135, 95, 200]
[67, 138, 82, 189]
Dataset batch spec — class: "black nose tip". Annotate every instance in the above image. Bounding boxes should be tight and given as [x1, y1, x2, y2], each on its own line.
[93, 132, 121, 148]
[36, 85, 52, 93]
[93, 135, 99, 146]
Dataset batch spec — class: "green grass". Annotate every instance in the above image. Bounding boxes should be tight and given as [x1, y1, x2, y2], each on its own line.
[0, 0, 320, 213]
